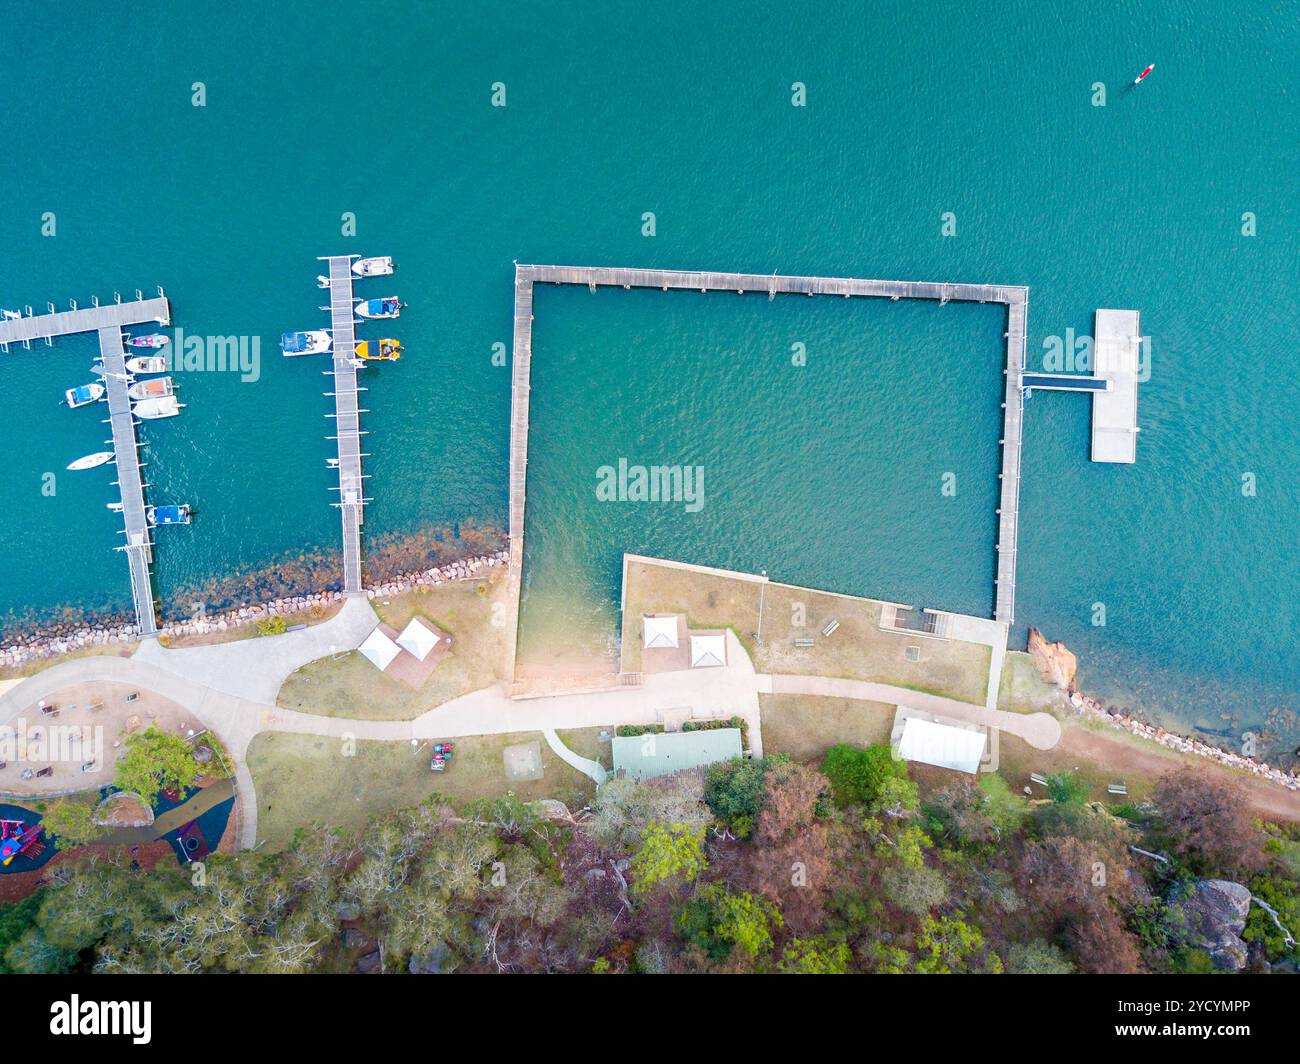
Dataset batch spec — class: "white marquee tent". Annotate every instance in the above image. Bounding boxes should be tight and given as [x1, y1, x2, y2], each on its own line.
[689, 633, 727, 668]
[396, 617, 441, 662]
[358, 626, 401, 671]
[643, 615, 680, 649]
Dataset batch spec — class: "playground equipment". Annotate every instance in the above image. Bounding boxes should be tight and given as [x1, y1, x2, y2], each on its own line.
[429, 742, 454, 772]
[0, 819, 45, 865]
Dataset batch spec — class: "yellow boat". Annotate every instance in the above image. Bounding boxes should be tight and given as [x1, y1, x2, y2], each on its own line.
[356, 338, 402, 361]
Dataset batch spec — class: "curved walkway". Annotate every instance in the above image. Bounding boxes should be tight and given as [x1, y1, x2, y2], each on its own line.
[133, 594, 378, 703]
[0, 631, 1060, 851]
[757, 673, 1061, 750]
[543, 729, 608, 786]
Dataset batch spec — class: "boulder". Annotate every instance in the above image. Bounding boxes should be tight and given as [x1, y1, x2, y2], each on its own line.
[1174, 879, 1252, 971]
[1027, 627, 1077, 692]
[409, 942, 452, 974]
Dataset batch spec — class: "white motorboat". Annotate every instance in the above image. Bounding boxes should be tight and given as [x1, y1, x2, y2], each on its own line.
[281, 330, 332, 356]
[352, 256, 394, 277]
[127, 376, 175, 401]
[133, 395, 184, 419]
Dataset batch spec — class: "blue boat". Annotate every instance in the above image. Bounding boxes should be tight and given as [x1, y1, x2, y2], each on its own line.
[147, 504, 191, 526]
[355, 296, 404, 319]
[63, 382, 105, 408]
[280, 330, 332, 356]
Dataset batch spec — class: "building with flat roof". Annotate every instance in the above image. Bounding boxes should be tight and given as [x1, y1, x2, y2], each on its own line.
[612, 727, 742, 781]
[891, 708, 988, 775]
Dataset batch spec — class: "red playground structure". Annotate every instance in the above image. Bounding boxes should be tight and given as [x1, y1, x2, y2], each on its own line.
[0, 819, 45, 865]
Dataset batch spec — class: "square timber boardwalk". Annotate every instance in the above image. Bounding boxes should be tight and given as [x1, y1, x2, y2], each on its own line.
[505, 264, 1029, 676]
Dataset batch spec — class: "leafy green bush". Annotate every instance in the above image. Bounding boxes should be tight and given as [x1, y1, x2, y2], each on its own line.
[820, 743, 907, 807]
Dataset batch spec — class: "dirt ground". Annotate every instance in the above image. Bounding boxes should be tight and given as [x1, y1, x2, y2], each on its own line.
[0, 680, 213, 798]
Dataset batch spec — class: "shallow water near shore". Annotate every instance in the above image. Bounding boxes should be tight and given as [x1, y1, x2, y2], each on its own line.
[0, 2, 1296, 759]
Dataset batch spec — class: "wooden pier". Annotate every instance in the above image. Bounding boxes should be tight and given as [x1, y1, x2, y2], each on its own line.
[97, 327, 160, 636]
[0, 293, 169, 348]
[320, 255, 368, 594]
[0, 292, 171, 636]
[506, 264, 1030, 673]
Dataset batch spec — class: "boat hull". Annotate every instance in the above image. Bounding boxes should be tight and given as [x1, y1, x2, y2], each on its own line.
[67, 452, 114, 471]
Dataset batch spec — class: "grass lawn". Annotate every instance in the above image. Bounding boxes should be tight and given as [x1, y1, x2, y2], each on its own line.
[997, 650, 1067, 715]
[274, 575, 509, 720]
[620, 559, 764, 674]
[759, 693, 894, 762]
[247, 726, 606, 849]
[621, 557, 990, 703]
[0, 642, 138, 683]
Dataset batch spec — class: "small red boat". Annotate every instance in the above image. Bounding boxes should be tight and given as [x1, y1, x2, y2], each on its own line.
[1133, 63, 1155, 85]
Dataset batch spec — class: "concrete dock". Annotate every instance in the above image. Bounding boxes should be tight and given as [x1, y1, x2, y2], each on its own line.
[320, 255, 368, 594]
[0, 292, 171, 636]
[507, 264, 1030, 673]
[1091, 309, 1141, 464]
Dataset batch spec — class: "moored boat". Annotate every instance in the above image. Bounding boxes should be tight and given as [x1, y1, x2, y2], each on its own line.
[127, 376, 175, 401]
[281, 330, 332, 356]
[355, 338, 403, 361]
[352, 256, 394, 277]
[147, 504, 191, 526]
[64, 383, 105, 408]
[355, 296, 403, 319]
[125, 355, 168, 374]
[316, 275, 332, 289]
[67, 452, 114, 471]
[125, 333, 170, 348]
[133, 395, 184, 420]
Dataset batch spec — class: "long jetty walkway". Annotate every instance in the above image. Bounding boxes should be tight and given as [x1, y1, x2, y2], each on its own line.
[0, 293, 170, 637]
[98, 326, 160, 636]
[507, 264, 1029, 674]
[320, 255, 367, 594]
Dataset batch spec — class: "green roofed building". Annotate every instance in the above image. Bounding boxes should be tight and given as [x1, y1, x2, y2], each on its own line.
[611, 728, 743, 781]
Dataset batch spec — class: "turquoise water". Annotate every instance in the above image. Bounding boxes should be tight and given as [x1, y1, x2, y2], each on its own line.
[0, 2, 1295, 754]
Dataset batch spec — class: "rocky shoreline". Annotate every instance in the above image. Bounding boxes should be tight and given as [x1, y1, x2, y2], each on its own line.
[1068, 688, 1300, 793]
[1027, 626, 1300, 793]
[0, 549, 510, 671]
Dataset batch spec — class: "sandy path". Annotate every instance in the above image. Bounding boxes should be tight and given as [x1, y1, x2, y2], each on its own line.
[1059, 723, 1300, 823]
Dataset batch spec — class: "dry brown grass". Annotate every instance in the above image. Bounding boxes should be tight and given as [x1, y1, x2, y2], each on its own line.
[247, 727, 605, 849]
[621, 557, 990, 702]
[275, 575, 509, 720]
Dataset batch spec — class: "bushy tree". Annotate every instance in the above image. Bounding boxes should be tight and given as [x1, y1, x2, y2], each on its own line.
[630, 822, 706, 895]
[42, 799, 106, 851]
[676, 884, 782, 962]
[1150, 769, 1265, 875]
[821, 743, 907, 808]
[114, 726, 204, 807]
[779, 936, 850, 974]
[704, 755, 790, 837]
[1006, 939, 1074, 974]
